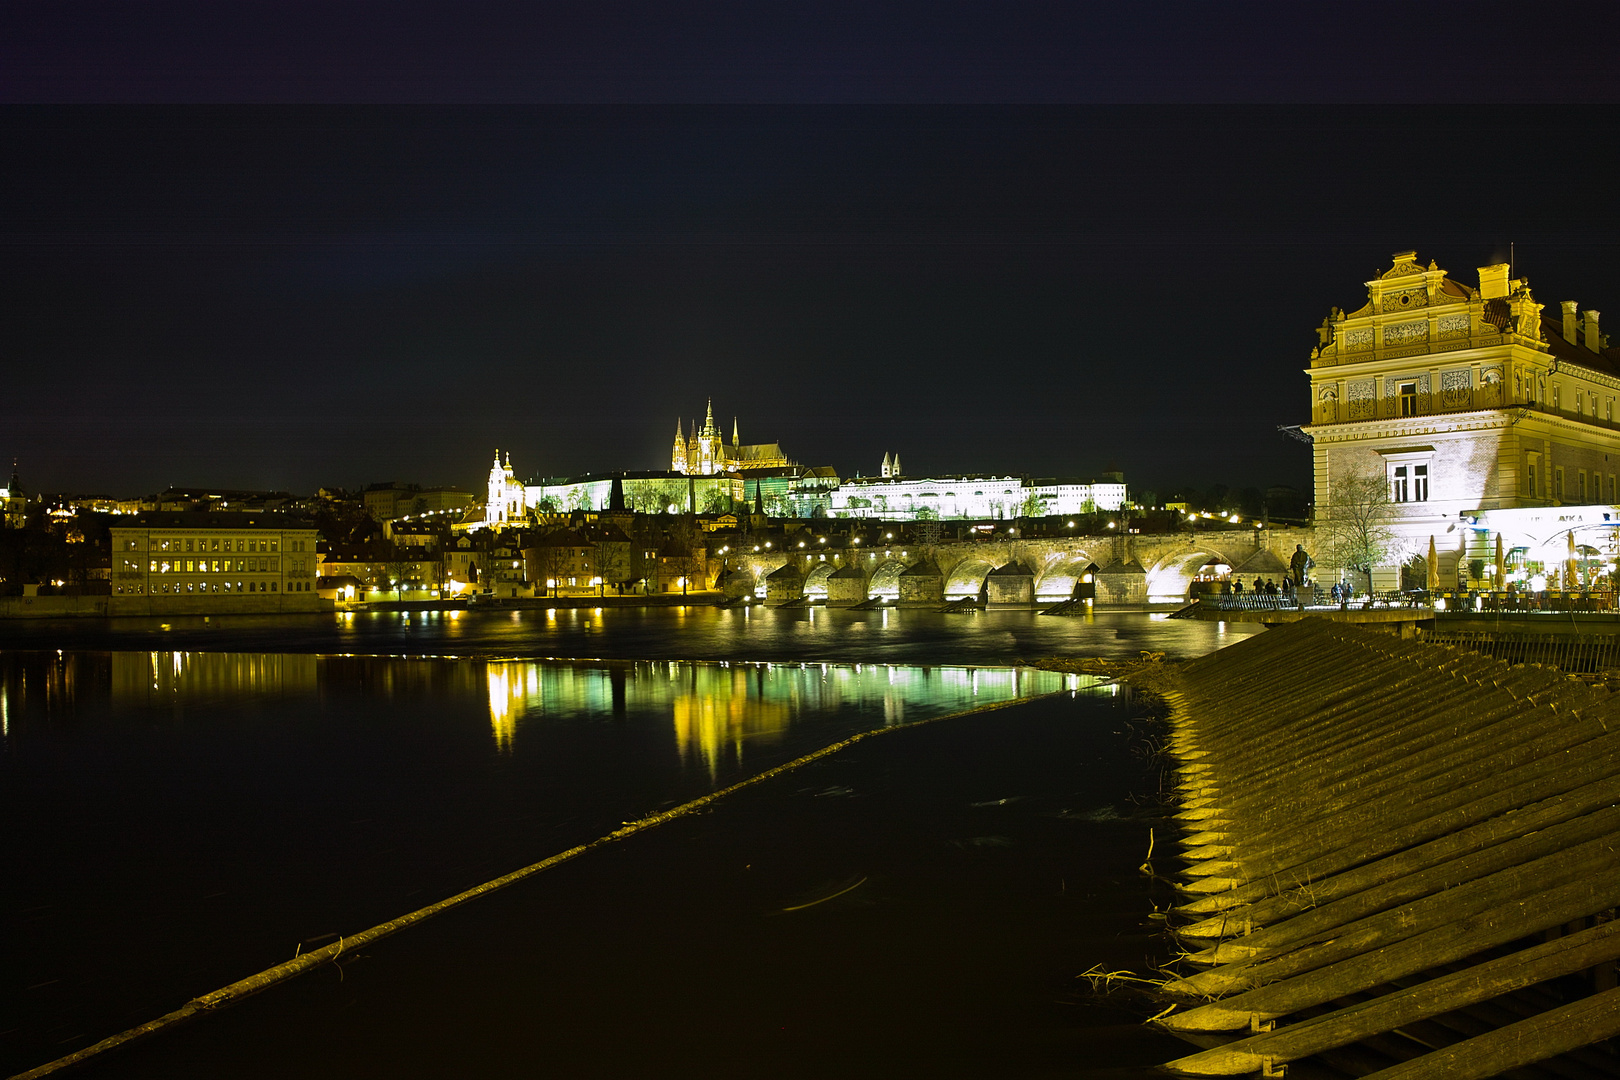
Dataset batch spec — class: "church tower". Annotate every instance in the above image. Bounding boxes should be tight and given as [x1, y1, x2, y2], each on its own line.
[892, 452, 902, 476]
[486, 449, 522, 526]
[671, 419, 687, 473]
[693, 399, 723, 475]
[881, 452, 893, 478]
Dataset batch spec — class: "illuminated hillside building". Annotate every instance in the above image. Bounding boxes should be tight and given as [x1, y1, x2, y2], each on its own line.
[484, 449, 528, 526]
[1303, 250, 1620, 583]
[830, 474, 1127, 520]
[672, 401, 790, 476]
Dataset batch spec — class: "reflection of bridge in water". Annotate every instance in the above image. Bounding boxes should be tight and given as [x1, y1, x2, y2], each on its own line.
[728, 526, 1315, 605]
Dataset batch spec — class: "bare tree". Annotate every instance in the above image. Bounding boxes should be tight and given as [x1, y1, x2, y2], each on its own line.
[533, 540, 569, 598]
[666, 515, 703, 596]
[1318, 466, 1397, 591]
[382, 557, 414, 601]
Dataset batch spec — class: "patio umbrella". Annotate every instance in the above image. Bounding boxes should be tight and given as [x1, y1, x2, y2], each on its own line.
[1427, 535, 1439, 592]
[1495, 532, 1505, 589]
[1568, 530, 1579, 589]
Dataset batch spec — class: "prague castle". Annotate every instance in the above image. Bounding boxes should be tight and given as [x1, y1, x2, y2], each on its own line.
[1304, 250, 1620, 585]
[671, 401, 790, 476]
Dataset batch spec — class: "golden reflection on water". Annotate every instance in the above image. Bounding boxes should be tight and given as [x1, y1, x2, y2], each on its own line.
[112, 652, 318, 704]
[479, 660, 1086, 771]
[672, 672, 791, 778]
[0, 651, 1093, 768]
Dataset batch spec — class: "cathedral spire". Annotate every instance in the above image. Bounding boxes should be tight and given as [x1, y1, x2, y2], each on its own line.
[671, 420, 688, 473]
[733, 417, 739, 446]
[893, 452, 902, 476]
[881, 452, 892, 478]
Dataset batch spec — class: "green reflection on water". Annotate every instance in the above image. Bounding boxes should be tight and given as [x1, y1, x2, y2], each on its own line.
[9, 653, 1114, 780]
[484, 660, 1103, 773]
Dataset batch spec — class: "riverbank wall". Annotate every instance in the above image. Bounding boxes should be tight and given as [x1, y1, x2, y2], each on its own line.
[1141, 618, 1620, 1077]
[0, 594, 331, 618]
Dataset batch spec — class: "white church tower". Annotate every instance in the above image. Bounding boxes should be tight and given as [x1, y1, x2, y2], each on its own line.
[485, 449, 526, 527]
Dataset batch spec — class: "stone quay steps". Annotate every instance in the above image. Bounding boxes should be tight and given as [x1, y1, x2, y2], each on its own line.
[1142, 618, 1620, 1079]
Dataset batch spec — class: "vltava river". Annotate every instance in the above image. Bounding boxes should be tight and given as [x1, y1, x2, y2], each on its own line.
[3, 613, 1245, 1076]
[0, 605, 1258, 663]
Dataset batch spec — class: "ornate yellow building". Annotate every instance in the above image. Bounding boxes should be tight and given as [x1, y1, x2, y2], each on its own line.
[1304, 250, 1620, 583]
[671, 401, 789, 476]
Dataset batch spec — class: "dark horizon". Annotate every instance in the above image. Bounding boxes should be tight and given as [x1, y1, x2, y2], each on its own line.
[9, 104, 1620, 501]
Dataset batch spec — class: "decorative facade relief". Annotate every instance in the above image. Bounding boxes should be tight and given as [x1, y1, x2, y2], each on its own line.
[1344, 327, 1374, 351]
[1317, 386, 1339, 423]
[1437, 312, 1470, 338]
[1384, 320, 1429, 347]
[1381, 288, 1428, 312]
[1347, 378, 1376, 420]
[1439, 368, 1472, 410]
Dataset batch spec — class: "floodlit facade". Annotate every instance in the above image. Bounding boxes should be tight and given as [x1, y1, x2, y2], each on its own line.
[1303, 250, 1620, 585]
[671, 401, 790, 476]
[526, 472, 744, 516]
[829, 475, 1126, 520]
[108, 512, 322, 612]
[484, 450, 528, 526]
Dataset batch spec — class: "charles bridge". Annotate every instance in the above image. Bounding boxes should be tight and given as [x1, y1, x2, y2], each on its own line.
[723, 524, 1316, 606]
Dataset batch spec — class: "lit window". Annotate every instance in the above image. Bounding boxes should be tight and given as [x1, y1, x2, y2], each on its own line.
[1399, 382, 1418, 417]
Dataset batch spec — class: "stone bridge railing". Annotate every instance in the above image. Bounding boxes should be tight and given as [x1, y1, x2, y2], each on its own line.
[717, 526, 1316, 607]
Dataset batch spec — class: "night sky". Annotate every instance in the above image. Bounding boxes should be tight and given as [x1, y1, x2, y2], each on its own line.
[6, 3, 1620, 499]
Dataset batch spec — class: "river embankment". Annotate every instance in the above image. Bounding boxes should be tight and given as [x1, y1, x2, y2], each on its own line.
[1135, 618, 1620, 1078]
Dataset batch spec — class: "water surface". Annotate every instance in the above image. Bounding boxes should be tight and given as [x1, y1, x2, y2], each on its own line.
[0, 606, 1259, 664]
[4, 651, 1158, 1076]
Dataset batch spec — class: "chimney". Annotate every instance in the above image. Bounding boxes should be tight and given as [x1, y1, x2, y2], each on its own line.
[1563, 300, 1580, 344]
[1585, 310, 1602, 351]
[1478, 264, 1510, 299]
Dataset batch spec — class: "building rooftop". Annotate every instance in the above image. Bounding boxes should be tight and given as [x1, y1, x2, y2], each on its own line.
[117, 511, 316, 530]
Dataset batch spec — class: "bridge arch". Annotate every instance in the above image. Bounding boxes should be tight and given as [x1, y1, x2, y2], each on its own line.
[1033, 553, 1099, 599]
[868, 559, 908, 600]
[1145, 549, 1242, 600]
[803, 562, 838, 599]
[944, 557, 997, 600]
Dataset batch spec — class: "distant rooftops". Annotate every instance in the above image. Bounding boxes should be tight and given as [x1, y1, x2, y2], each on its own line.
[115, 510, 315, 530]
